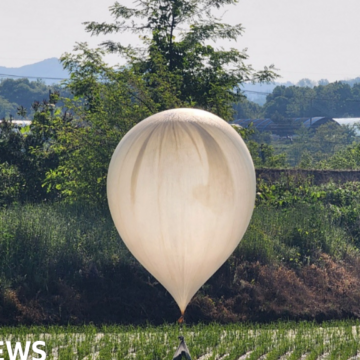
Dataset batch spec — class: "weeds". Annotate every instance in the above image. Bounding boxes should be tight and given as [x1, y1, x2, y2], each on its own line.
[1, 181, 360, 324]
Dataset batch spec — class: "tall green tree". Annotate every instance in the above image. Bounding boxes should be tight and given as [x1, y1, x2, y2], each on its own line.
[84, 0, 277, 120]
[42, 0, 278, 205]
[262, 82, 360, 120]
[288, 122, 357, 167]
[46, 44, 184, 204]
[233, 98, 262, 119]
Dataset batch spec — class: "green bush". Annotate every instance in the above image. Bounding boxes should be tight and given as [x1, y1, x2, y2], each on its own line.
[0, 162, 23, 206]
[0, 199, 357, 295]
[238, 203, 354, 266]
[0, 203, 131, 293]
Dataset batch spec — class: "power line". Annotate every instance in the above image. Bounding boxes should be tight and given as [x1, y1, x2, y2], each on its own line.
[0, 72, 359, 103]
[232, 121, 360, 130]
[242, 90, 272, 95]
[0, 73, 68, 81]
[242, 89, 360, 102]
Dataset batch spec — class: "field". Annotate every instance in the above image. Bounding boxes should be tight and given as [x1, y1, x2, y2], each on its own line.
[1, 322, 360, 360]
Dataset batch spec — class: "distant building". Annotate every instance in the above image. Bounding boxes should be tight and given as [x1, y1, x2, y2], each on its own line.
[0, 119, 31, 127]
[0, 119, 32, 135]
[334, 118, 360, 126]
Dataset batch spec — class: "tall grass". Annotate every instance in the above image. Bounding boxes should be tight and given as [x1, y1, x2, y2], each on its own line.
[0, 199, 359, 324]
[0, 201, 355, 293]
[0, 203, 131, 293]
[238, 203, 355, 265]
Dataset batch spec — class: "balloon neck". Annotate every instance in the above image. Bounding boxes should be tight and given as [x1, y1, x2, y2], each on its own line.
[178, 312, 185, 324]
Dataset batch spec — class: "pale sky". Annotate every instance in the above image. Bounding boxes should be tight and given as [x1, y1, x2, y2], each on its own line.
[1, 0, 360, 83]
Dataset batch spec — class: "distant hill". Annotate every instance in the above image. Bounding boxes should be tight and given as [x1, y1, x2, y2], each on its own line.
[0, 58, 69, 85]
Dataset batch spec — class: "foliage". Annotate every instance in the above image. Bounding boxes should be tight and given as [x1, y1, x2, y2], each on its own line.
[268, 122, 358, 167]
[0, 203, 129, 293]
[1, 196, 360, 324]
[40, 0, 278, 205]
[0, 162, 23, 206]
[43, 43, 187, 204]
[0, 105, 60, 204]
[256, 175, 358, 208]
[256, 176, 360, 248]
[241, 202, 351, 266]
[247, 141, 286, 168]
[233, 97, 263, 119]
[318, 142, 360, 170]
[0, 79, 48, 112]
[262, 81, 360, 119]
[0, 95, 18, 119]
[0, 78, 71, 119]
[84, 0, 278, 121]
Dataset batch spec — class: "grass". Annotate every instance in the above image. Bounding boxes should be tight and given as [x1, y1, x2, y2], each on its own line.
[237, 202, 356, 266]
[0, 199, 356, 290]
[0, 202, 132, 292]
[0, 321, 359, 360]
[2, 177, 360, 324]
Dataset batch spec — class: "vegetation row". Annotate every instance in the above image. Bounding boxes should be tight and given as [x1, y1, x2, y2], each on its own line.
[1, 178, 360, 324]
[0, 321, 360, 360]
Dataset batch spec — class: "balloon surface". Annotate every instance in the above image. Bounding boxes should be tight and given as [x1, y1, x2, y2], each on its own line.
[107, 108, 255, 314]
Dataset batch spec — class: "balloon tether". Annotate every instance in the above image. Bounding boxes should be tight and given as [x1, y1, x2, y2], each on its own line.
[178, 311, 185, 333]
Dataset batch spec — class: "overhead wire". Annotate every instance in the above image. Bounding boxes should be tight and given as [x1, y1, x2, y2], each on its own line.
[0, 73, 68, 81]
[0, 72, 359, 123]
[241, 89, 360, 102]
[0, 72, 359, 102]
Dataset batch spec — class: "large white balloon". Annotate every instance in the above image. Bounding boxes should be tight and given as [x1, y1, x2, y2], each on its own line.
[107, 108, 255, 315]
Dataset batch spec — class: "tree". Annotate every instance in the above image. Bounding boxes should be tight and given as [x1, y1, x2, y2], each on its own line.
[84, 0, 278, 120]
[321, 143, 360, 170]
[41, 0, 278, 205]
[311, 122, 354, 155]
[0, 79, 48, 116]
[0, 96, 17, 119]
[246, 141, 286, 168]
[296, 78, 316, 88]
[0, 78, 73, 120]
[314, 82, 354, 117]
[0, 97, 60, 204]
[261, 81, 360, 120]
[46, 44, 179, 204]
[288, 122, 357, 167]
[263, 85, 316, 119]
[232, 98, 262, 119]
[318, 79, 329, 86]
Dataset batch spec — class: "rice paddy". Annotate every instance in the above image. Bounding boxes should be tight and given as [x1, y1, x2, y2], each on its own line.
[0, 321, 359, 360]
